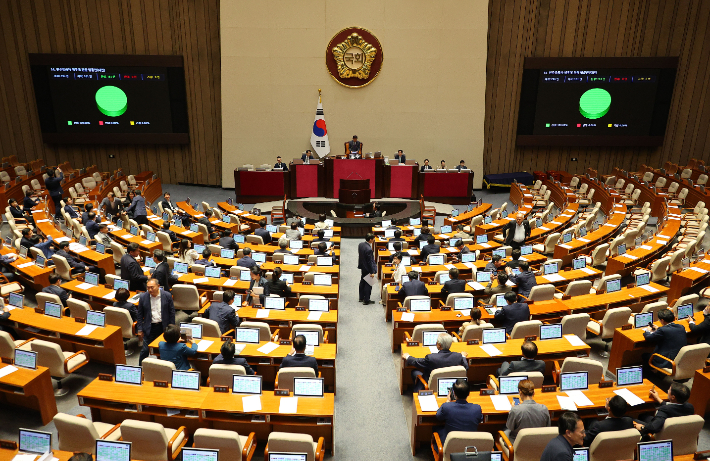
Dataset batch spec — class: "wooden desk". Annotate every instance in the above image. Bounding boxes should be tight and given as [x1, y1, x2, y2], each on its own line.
[178, 202, 241, 234]
[688, 369, 710, 417]
[148, 336, 337, 392]
[217, 202, 265, 230]
[175, 273, 339, 299]
[410, 380, 661, 455]
[60, 279, 140, 308]
[521, 204, 579, 245]
[7, 306, 126, 364]
[444, 203, 492, 227]
[667, 257, 710, 306]
[7, 250, 54, 291]
[0, 363, 57, 425]
[475, 205, 534, 237]
[146, 213, 204, 244]
[235, 307, 338, 343]
[0, 448, 74, 461]
[110, 228, 162, 255]
[399, 336, 590, 393]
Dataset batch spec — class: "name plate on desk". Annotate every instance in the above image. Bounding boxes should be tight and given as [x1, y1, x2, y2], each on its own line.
[480, 388, 495, 396]
[214, 385, 229, 393]
[428, 281, 437, 285]
[542, 385, 557, 393]
[397, 307, 407, 312]
[525, 335, 537, 342]
[467, 339, 480, 345]
[407, 341, 419, 347]
[34, 307, 44, 314]
[418, 390, 433, 396]
[307, 262, 315, 266]
[279, 340, 292, 345]
[154, 380, 168, 388]
[274, 260, 282, 264]
[621, 324, 632, 331]
[0, 441, 18, 450]
[98, 373, 113, 382]
[598, 380, 614, 388]
[703, 366, 710, 374]
[440, 306, 451, 312]
[302, 281, 312, 286]
[385, 263, 392, 267]
[295, 307, 306, 312]
[562, 295, 571, 300]
[1, 357, 12, 364]
[75, 317, 86, 323]
[274, 389, 290, 396]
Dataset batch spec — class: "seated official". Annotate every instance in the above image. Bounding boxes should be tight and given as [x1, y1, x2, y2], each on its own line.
[388, 241, 403, 263]
[389, 229, 405, 243]
[458, 307, 488, 335]
[0, 239, 18, 281]
[199, 210, 219, 240]
[23, 190, 40, 213]
[435, 379, 483, 450]
[63, 197, 80, 220]
[301, 150, 315, 163]
[420, 235, 439, 263]
[420, 158, 433, 172]
[152, 250, 178, 290]
[540, 412, 585, 461]
[285, 222, 302, 241]
[274, 240, 292, 254]
[159, 324, 198, 371]
[394, 149, 406, 163]
[633, 383, 693, 440]
[391, 252, 407, 284]
[455, 160, 468, 171]
[505, 379, 551, 443]
[113, 288, 138, 321]
[162, 222, 179, 243]
[30, 234, 54, 260]
[95, 224, 115, 249]
[20, 228, 34, 250]
[414, 226, 431, 244]
[439, 160, 447, 169]
[507, 261, 537, 298]
[365, 202, 382, 218]
[313, 241, 336, 264]
[485, 272, 513, 296]
[268, 267, 292, 298]
[485, 254, 505, 273]
[219, 230, 239, 250]
[56, 241, 97, 274]
[494, 291, 531, 335]
[399, 271, 429, 299]
[688, 304, 710, 349]
[248, 265, 269, 305]
[205, 289, 240, 334]
[81, 203, 98, 225]
[273, 155, 288, 171]
[237, 247, 257, 268]
[42, 273, 70, 306]
[402, 333, 468, 392]
[9, 198, 35, 227]
[642, 308, 687, 372]
[213, 340, 255, 374]
[453, 240, 470, 257]
[312, 229, 329, 243]
[85, 212, 100, 239]
[195, 248, 215, 267]
[440, 267, 466, 297]
[453, 224, 470, 239]
[254, 218, 272, 244]
[177, 239, 199, 266]
[280, 334, 318, 374]
[120, 243, 148, 291]
[584, 395, 633, 446]
[506, 249, 523, 269]
[497, 340, 546, 376]
[314, 214, 329, 230]
[287, 213, 304, 228]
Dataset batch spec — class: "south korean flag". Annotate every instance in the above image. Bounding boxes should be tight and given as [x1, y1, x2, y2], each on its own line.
[310, 93, 330, 158]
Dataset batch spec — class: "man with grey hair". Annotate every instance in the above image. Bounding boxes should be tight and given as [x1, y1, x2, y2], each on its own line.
[503, 211, 530, 250]
[402, 332, 469, 392]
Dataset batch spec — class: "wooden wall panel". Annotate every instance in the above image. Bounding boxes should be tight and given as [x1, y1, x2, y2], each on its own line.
[0, 0, 221, 186]
[485, 0, 710, 177]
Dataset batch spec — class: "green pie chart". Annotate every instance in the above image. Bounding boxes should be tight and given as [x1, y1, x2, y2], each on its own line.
[579, 88, 611, 119]
[95, 86, 127, 117]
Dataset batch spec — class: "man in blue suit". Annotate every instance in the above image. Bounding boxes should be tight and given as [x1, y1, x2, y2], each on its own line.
[399, 271, 429, 298]
[507, 261, 537, 298]
[358, 233, 377, 304]
[643, 308, 687, 373]
[280, 335, 318, 375]
[254, 219, 272, 244]
[126, 189, 147, 225]
[403, 333, 469, 392]
[435, 379, 483, 450]
[494, 291, 531, 335]
[137, 278, 176, 364]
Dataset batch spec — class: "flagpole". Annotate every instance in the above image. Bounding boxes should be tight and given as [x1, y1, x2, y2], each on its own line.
[319, 88, 321, 103]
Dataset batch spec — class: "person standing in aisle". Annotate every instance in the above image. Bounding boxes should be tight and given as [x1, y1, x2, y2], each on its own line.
[358, 233, 377, 304]
[45, 167, 64, 218]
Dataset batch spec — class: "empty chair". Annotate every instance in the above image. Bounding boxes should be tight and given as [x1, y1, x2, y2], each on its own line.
[104, 306, 138, 356]
[54, 413, 121, 453]
[246, 235, 264, 245]
[171, 284, 207, 312]
[671, 294, 699, 317]
[0, 331, 32, 358]
[193, 317, 227, 337]
[66, 298, 90, 319]
[459, 322, 493, 342]
[120, 419, 187, 461]
[561, 313, 590, 340]
[554, 357, 604, 384]
[405, 324, 446, 343]
[292, 324, 327, 343]
[653, 415, 704, 456]
[587, 243, 609, 268]
[208, 364, 246, 387]
[624, 189, 641, 206]
[193, 428, 256, 461]
[642, 171, 654, 182]
[142, 357, 176, 382]
[592, 274, 621, 293]
[667, 182, 680, 197]
[525, 284, 555, 302]
[554, 280, 592, 299]
[431, 432, 494, 461]
[496, 426, 559, 461]
[422, 365, 468, 391]
[239, 321, 278, 341]
[587, 307, 632, 356]
[531, 233, 560, 255]
[670, 188, 689, 206]
[36, 292, 63, 310]
[648, 343, 710, 381]
[588, 428, 640, 461]
[628, 301, 667, 325]
[578, 188, 595, 207]
[533, 190, 551, 208]
[510, 320, 543, 339]
[264, 432, 325, 461]
[569, 177, 579, 189]
[698, 174, 708, 186]
[31, 339, 89, 396]
[275, 367, 316, 392]
[681, 168, 692, 179]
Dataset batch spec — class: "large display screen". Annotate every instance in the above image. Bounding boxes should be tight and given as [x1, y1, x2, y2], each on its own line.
[516, 57, 677, 146]
[29, 54, 189, 144]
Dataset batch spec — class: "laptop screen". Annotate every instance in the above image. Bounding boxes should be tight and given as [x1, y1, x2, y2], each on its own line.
[476, 271, 492, 283]
[266, 225, 278, 233]
[281, 273, 294, 284]
[636, 272, 650, 287]
[44, 301, 62, 318]
[309, 299, 329, 312]
[19, 429, 51, 454]
[520, 245, 533, 255]
[677, 303, 693, 320]
[384, 230, 395, 238]
[87, 310, 106, 327]
[171, 370, 200, 391]
[638, 440, 673, 461]
[453, 297, 473, 311]
[146, 232, 156, 242]
[145, 257, 157, 268]
[573, 448, 589, 461]
[253, 253, 266, 263]
[490, 453, 503, 461]
[461, 254, 476, 264]
[220, 249, 235, 259]
[616, 366, 643, 386]
[234, 234, 245, 243]
[482, 328, 507, 344]
[114, 279, 129, 291]
[283, 254, 299, 265]
[476, 235, 488, 244]
[492, 249, 506, 259]
[239, 270, 251, 281]
[269, 454, 307, 461]
[115, 365, 142, 385]
[232, 375, 262, 395]
[422, 330, 442, 346]
[484, 216, 492, 224]
[95, 242, 105, 254]
[440, 225, 452, 234]
[264, 297, 285, 310]
[173, 262, 189, 274]
[9, 292, 23, 308]
[14, 349, 37, 370]
[296, 330, 320, 346]
[409, 298, 431, 312]
[634, 312, 653, 329]
[317, 256, 333, 266]
[410, 218, 421, 225]
[293, 377, 324, 397]
[617, 243, 627, 255]
[35, 255, 45, 268]
[495, 295, 508, 307]
[413, 228, 421, 236]
[573, 257, 586, 270]
[606, 279, 621, 293]
[129, 225, 139, 236]
[560, 371, 588, 391]
[539, 323, 562, 340]
[96, 441, 132, 461]
[116, 219, 124, 229]
[499, 375, 527, 395]
[180, 323, 203, 339]
[563, 232, 573, 243]
[438, 273, 450, 284]
[235, 327, 260, 344]
[448, 238, 461, 248]
[313, 274, 331, 286]
[85, 272, 99, 286]
[437, 377, 467, 397]
[543, 262, 558, 275]
[194, 244, 206, 254]
[190, 224, 200, 233]
[205, 266, 221, 278]
[401, 255, 411, 266]
[289, 240, 303, 250]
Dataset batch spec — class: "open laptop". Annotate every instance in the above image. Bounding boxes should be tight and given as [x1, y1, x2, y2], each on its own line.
[617, 243, 627, 256]
[84, 272, 99, 286]
[562, 232, 573, 243]
[293, 377, 324, 397]
[173, 262, 189, 274]
[14, 349, 37, 370]
[18, 429, 51, 454]
[308, 298, 329, 312]
[289, 240, 303, 250]
[87, 310, 106, 327]
[539, 323, 562, 340]
[409, 298, 431, 312]
[634, 312, 654, 329]
[461, 253, 476, 262]
[220, 249, 235, 259]
[422, 330, 442, 347]
[296, 330, 320, 347]
[492, 249, 506, 259]
[543, 262, 559, 275]
[498, 375, 528, 395]
[316, 256, 333, 266]
[232, 375, 262, 395]
[235, 327, 260, 344]
[96, 441, 132, 461]
[268, 454, 307, 461]
[520, 245, 533, 255]
[281, 273, 294, 284]
[114, 278, 130, 291]
[476, 235, 488, 244]
[637, 440, 673, 461]
[438, 273, 450, 284]
[253, 253, 267, 263]
[115, 364, 143, 385]
[180, 323, 203, 339]
[205, 266, 221, 279]
[453, 297, 473, 311]
[437, 377, 467, 397]
[44, 301, 62, 319]
[636, 272, 650, 287]
[616, 365, 643, 387]
[476, 271, 492, 283]
[482, 328, 507, 344]
[194, 244, 206, 254]
[313, 274, 332, 286]
[181, 448, 218, 461]
[573, 447, 589, 461]
[9, 292, 23, 309]
[448, 238, 461, 248]
[677, 303, 694, 320]
[144, 257, 157, 269]
[264, 297, 286, 310]
[573, 256, 586, 270]
[171, 370, 200, 391]
[283, 254, 299, 265]
[440, 225, 452, 234]
[560, 371, 589, 391]
[605, 279, 621, 293]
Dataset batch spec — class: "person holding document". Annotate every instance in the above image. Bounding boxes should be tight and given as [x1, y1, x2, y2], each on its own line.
[358, 233, 377, 304]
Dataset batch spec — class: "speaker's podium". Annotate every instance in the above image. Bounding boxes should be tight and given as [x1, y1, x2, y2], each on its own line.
[338, 179, 370, 205]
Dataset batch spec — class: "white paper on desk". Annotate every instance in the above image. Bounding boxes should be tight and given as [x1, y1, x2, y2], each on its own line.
[299, 265, 311, 272]
[444, 264, 456, 270]
[557, 395, 578, 411]
[165, 408, 181, 416]
[566, 390, 593, 407]
[613, 388, 645, 406]
[195, 213, 204, 218]
[192, 277, 209, 284]
[102, 290, 117, 299]
[17, 262, 35, 268]
[363, 274, 376, 286]
[388, 250, 395, 255]
[76, 325, 99, 336]
[656, 240, 668, 245]
[463, 262, 476, 270]
[242, 395, 262, 412]
[76, 282, 94, 290]
[255, 309, 270, 319]
[578, 238, 590, 243]
[36, 219, 50, 223]
[702, 259, 710, 265]
[550, 221, 562, 225]
[604, 223, 616, 227]
[412, 266, 422, 272]
[11, 453, 39, 461]
[54, 236, 70, 242]
[543, 273, 566, 283]
[640, 245, 653, 250]
[428, 346, 439, 354]
[400, 312, 415, 322]
[580, 267, 596, 275]
[480, 344, 502, 357]
[408, 249, 418, 255]
[559, 244, 572, 249]
[307, 312, 323, 321]
[139, 240, 151, 245]
[640, 284, 659, 293]
[490, 394, 512, 411]
[69, 245, 88, 253]
[564, 334, 586, 347]
[257, 342, 279, 354]
[233, 343, 246, 355]
[438, 234, 449, 240]
[418, 394, 440, 412]
[223, 279, 237, 287]
[690, 267, 709, 274]
[181, 231, 191, 236]
[0, 365, 18, 378]
[467, 281, 485, 291]
[197, 340, 213, 352]
[622, 254, 638, 260]
[538, 226, 550, 231]
[479, 242, 491, 248]
[279, 396, 298, 413]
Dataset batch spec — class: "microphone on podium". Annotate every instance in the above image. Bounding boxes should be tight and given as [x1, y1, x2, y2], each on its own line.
[346, 172, 364, 179]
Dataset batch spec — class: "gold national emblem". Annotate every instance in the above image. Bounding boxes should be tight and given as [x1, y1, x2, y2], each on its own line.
[325, 27, 383, 88]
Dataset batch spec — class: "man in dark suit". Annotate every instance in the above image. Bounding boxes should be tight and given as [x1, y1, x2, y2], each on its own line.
[389, 229, 406, 243]
[584, 395, 634, 446]
[42, 274, 70, 306]
[358, 233, 377, 304]
[63, 197, 80, 219]
[414, 226, 431, 245]
[314, 242, 337, 265]
[494, 291, 531, 334]
[643, 308, 687, 371]
[485, 254, 506, 273]
[273, 156, 288, 171]
[120, 242, 148, 291]
[19, 228, 34, 251]
[503, 212, 531, 250]
[219, 230, 239, 250]
[394, 149, 406, 164]
[540, 413, 584, 461]
[507, 261, 537, 298]
[81, 203, 97, 225]
[688, 304, 710, 348]
[237, 247, 257, 268]
[137, 278, 175, 364]
[126, 190, 148, 225]
[441, 267, 466, 297]
[280, 334, 318, 374]
[199, 210, 219, 240]
[85, 213, 100, 239]
[312, 229, 329, 243]
[151, 250, 178, 290]
[388, 242, 403, 263]
[420, 159, 433, 172]
[455, 160, 468, 171]
[254, 218, 272, 244]
[435, 380, 483, 448]
[155, 192, 174, 213]
[400, 271, 429, 299]
[213, 340, 254, 374]
[506, 249, 523, 269]
[497, 339, 545, 376]
[195, 248, 216, 267]
[56, 241, 97, 274]
[205, 289, 240, 334]
[161, 222, 179, 243]
[420, 235, 440, 263]
[634, 383, 693, 440]
[301, 150, 315, 163]
[403, 332, 468, 392]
